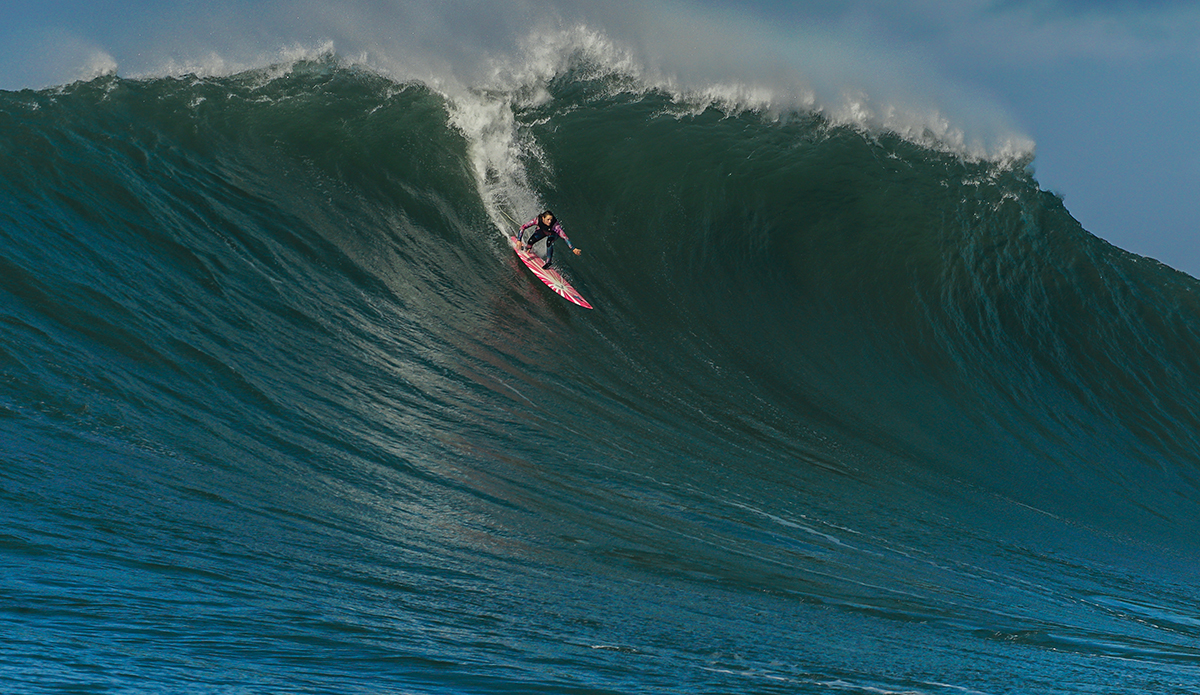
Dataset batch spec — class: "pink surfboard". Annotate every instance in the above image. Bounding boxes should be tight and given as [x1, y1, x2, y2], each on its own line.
[508, 236, 593, 309]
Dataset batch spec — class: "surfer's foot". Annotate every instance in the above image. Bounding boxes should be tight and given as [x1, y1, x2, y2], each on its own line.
[543, 262, 551, 269]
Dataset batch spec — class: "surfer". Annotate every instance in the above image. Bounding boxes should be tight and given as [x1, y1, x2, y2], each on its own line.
[519, 210, 581, 269]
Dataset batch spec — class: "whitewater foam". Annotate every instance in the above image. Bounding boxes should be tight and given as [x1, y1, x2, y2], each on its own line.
[8, 0, 1034, 163]
[424, 20, 1035, 241]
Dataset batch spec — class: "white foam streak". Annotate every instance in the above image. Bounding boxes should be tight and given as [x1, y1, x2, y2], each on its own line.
[445, 90, 544, 235]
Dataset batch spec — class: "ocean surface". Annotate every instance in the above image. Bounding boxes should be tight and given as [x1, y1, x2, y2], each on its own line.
[2, 55, 1200, 694]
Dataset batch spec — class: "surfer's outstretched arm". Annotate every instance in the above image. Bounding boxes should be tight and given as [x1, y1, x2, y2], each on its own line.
[554, 225, 581, 255]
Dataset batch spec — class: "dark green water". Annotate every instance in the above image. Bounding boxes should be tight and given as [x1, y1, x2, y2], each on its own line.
[2, 58, 1199, 693]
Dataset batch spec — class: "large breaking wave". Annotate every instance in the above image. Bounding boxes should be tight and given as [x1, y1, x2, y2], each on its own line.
[2, 50, 1199, 694]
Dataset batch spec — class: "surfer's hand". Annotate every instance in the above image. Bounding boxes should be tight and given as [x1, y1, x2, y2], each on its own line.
[573, 248, 582, 255]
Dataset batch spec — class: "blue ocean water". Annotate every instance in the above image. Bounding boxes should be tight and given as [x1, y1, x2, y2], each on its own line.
[2, 57, 1199, 693]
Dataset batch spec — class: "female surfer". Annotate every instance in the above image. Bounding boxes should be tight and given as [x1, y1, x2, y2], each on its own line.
[519, 210, 581, 269]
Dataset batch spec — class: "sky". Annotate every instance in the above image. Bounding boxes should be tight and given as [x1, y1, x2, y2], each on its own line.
[2, 0, 1198, 277]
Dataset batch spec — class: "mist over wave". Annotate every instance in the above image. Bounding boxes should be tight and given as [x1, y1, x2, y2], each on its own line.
[9, 0, 1033, 163]
[1, 34, 1199, 695]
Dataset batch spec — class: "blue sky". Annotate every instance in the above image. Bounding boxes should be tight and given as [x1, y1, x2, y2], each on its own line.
[3, 0, 1197, 277]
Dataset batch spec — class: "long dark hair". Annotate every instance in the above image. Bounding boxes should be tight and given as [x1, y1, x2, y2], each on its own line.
[539, 210, 556, 227]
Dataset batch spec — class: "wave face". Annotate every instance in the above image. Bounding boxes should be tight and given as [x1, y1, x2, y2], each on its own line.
[3, 59, 1200, 694]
